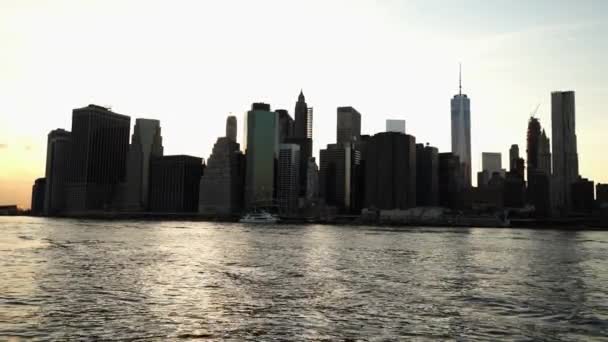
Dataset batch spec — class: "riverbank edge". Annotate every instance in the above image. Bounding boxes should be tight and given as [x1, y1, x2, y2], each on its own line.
[14, 213, 608, 230]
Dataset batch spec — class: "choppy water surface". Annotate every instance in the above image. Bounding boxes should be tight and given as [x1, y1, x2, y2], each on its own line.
[1, 217, 607, 340]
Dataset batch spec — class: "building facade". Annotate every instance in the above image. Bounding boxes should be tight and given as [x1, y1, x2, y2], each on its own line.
[551, 91, 579, 214]
[122, 119, 163, 211]
[148, 155, 204, 213]
[386, 119, 406, 134]
[597, 184, 608, 206]
[451, 68, 472, 188]
[64, 105, 131, 213]
[31, 178, 46, 215]
[245, 103, 278, 209]
[571, 177, 594, 214]
[319, 143, 358, 213]
[199, 136, 244, 216]
[226, 115, 237, 142]
[337, 106, 361, 145]
[43, 129, 72, 215]
[439, 152, 462, 209]
[509, 144, 519, 172]
[277, 144, 300, 215]
[416, 144, 439, 207]
[365, 132, 416, 210]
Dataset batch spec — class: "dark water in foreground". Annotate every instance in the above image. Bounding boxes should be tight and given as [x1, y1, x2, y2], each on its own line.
[1, 217, 607, 341]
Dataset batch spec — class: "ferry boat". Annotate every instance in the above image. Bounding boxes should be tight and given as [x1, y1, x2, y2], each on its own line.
[239, 211, 280, 224]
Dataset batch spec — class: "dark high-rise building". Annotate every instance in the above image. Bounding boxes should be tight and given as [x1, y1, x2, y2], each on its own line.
[306, 157, 319, 201]
[226, 115, 237, 142]
[439, 153, 462, 209]
[292, 92, 314, 198]
[65, 105, 131, 212]
[416, 144, 439, 207]
[365, 132, 416, 210]
[337, 106, 361, 144]
[528, 172, 551, 217]
[294, 91, 312, 140]
[526, 117, 551, 216]
[245, 103, 278, 208]
[451, 65, 472, 188]
[148, 155, 204, 213]
[31, 178, 46, 215]
[319, 143, 359, 213]
[551, 91, 579, 214]
[527, 117, 551, 178]
[277, 144, 300, 215]
[503, 171, 525, 208]
[122, 119, 163, 211]
[509, 144, 519, 172]
[597, 184, 608, 205]
[44, 129, 72, 215]
[276, 109, 295, 143]
[571, 177, 594, 214]
[199, 133, 244, 216]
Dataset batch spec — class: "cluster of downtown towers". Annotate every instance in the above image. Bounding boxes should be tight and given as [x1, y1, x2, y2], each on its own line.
[30, 80, 602, 218]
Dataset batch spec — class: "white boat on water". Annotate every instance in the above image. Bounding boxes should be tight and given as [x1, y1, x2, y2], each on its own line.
[239, 211, 280, 224]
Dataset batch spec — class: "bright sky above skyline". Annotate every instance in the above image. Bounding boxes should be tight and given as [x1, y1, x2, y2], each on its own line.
[1, 0, 607, 208]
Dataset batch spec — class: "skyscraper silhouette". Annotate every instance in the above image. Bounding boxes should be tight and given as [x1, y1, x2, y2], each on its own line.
[64, 105, 130, 212]
[551, 91, 579, 213]
[44, 129, 71, 215]
[451, 65, 472, 188]
[337, 107, 361, 145]
[122, 119, 163, 211]
[277, 144, 300, 215]
[199, 116, 244, 216]
[245, 103, 278, 209]
[226, 115, 237, 142]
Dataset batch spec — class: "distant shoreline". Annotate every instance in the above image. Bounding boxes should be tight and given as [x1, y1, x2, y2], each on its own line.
[11, 213, 608, 231]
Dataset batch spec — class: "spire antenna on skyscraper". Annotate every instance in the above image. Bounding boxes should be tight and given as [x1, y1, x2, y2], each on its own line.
[459, 63, 462, 95]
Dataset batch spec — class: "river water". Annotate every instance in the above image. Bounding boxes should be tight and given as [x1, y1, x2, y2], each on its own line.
[1, 217, 607, 341]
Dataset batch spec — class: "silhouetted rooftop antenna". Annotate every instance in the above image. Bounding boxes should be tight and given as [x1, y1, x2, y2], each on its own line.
[459, 63, 462, 96]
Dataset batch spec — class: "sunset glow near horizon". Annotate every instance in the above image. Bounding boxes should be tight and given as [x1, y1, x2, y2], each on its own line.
[1, 0, 607, 208]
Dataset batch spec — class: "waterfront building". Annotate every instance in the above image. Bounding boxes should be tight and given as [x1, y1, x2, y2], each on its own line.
[319, 143, 360, 213]
[337, 106, 361, 145]
[416, 144, 439, 207]
[439, 152, 462, 209]
[509, 145, 519, 172]
[306, 157, 319, 201]
[43, 129, 72, 215]
[503, 171, 525, 208]
[276, 109, 295, 143]
[365, 132, 416, 210]
[244, 103, 278, 209]
[571, 177, 594, 214]
[31, 178, 46, 215]
[528, 172, 551, 217]
[527, 117, 551, 216]
[121, 119, 163, 211]
[386, 119, 406, 134]
[277, 144, 300, 215]
[294, 90, 312, 140]
[199, 133, 244, 216]
[64, 104, 131, 213]
[551, 91, 579, 214]
[598, 184, 608, 206]
[226, 115, 237, 142]
[292, 91, 314, 198]
[148, 155, 204, 213]
[451, 66, 472, 188]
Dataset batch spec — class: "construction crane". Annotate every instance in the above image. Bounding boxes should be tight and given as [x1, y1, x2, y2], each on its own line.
[531, 104, 540, 118]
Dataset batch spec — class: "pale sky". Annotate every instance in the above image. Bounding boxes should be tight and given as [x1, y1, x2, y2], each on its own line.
[1, 0, 607, 208]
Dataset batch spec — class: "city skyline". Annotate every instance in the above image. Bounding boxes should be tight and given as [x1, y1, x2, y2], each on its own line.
[2, 0, 608, 208]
